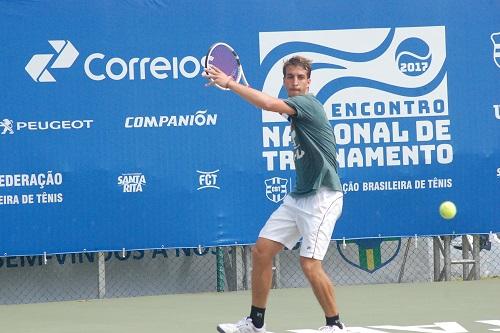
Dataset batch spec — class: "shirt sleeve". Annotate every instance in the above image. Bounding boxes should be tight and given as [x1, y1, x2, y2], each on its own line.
[284, 95, 315, 122]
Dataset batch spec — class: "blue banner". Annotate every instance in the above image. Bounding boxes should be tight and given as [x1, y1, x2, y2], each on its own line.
[0, 1, 498, 256]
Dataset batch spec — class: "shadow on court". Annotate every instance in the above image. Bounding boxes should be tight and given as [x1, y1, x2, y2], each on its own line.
[0, 279, 498, 333]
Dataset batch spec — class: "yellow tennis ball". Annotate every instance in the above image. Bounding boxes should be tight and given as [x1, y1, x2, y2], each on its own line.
[439, 201, 457, 219]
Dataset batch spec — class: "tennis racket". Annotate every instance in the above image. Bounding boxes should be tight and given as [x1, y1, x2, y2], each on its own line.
[205, 42, 249, 90]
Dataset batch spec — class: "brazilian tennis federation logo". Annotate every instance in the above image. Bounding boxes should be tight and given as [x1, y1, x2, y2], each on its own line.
[492, 32, 500, 68]
[337, 238, 401, 273]
[265, 177, 289, 203]
[25, 40, 79, 82]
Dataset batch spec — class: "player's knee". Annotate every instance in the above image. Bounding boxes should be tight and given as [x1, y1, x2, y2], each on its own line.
[251, 241, 278, 264]
[300, 257, 322, 280]
[251, 245, 269, 263]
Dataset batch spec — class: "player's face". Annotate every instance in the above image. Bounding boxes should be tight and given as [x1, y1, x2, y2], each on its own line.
[283, 65, 311, 97]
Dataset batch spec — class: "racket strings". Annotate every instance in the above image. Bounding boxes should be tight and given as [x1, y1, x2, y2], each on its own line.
[208, 44, 241, 81]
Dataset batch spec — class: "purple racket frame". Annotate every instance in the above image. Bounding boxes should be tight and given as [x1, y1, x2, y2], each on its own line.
[205, 42, 249, 90]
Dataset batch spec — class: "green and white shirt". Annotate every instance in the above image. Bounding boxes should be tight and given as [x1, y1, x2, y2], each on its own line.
[284, 94, 342, 195]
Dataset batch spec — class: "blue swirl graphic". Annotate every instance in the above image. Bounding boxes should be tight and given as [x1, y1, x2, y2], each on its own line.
[315, 61, 447, 104]
[262, 29, 446, 103]
[260, 28, 396, 77]
[313, 63, 346, 70]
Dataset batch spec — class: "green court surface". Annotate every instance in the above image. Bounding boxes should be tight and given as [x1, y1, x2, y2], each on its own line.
[1, 279, 499, 333]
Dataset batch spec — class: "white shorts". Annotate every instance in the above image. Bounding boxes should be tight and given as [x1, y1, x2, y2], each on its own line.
[259, 187, 343, 260]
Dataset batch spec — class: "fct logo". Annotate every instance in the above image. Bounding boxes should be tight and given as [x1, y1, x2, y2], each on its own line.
[25, 40, 79, 83]
[197, 170, 220, 190]
[0, 119, 14, 134]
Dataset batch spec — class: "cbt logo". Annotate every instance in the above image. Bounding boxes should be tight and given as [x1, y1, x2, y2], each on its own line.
[197, 170, 220, 190]
[491, 32, 500, 68]
[25, 40, 79, 82]
[265, 177, 289, 203]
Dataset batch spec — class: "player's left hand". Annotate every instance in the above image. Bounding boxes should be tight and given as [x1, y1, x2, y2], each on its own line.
[203, 65, 233, 89]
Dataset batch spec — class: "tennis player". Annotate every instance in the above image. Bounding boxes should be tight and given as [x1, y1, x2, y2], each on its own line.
[204, 56, 345, 333]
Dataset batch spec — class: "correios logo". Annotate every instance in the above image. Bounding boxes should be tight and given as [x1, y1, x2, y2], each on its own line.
[84, 53, 203, 81]
[25, 40, 79, 82]
[26, 40, 205, 83]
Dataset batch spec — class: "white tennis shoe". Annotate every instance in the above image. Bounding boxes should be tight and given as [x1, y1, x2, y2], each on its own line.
[217, 317, 266, 333]
[319, 323, 347, 332]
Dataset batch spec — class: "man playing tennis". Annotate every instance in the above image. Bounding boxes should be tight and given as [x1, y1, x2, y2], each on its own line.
[204, 56, 345, 332]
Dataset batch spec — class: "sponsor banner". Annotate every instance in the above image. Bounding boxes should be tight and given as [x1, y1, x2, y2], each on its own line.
[1, 119, 93, 133]
[118, 173, 146, 193]
[197, 170, 220, 190]
[0, 172, 64, 206]
[0, 0, 498, 256]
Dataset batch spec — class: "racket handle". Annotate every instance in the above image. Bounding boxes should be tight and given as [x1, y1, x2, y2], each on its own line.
[240, 69, 250, 87]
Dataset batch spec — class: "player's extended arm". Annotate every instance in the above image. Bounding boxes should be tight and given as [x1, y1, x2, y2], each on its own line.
[204, 66, 296, 116]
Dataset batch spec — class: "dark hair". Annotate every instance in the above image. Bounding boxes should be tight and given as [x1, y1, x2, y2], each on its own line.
[282, 56, 312, 78]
